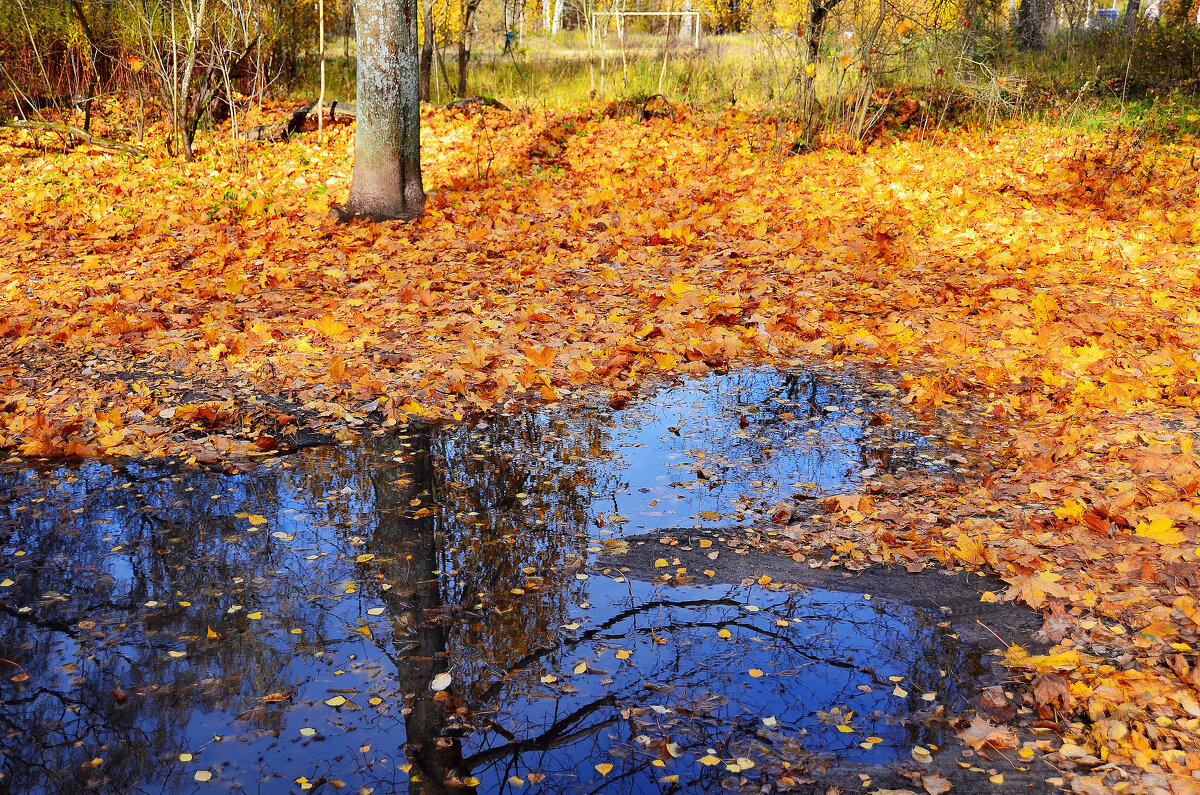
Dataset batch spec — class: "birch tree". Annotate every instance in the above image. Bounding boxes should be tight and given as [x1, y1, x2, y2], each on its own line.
[340, 0, 426, 220]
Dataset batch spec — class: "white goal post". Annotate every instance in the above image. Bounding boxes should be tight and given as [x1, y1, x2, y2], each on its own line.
[589, 11, 702, 48]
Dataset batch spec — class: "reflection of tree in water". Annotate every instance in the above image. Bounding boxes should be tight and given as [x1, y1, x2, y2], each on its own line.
[0, 462, 340, 791]
[0, 367, 985, 794]
[361, 410, 620, 792]
[350, 408, 979, 792]
[433, 583, 982, 793]
[0, 406, 620, 793]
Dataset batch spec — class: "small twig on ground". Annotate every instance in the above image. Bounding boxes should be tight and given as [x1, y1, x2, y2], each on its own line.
[10, 120, 146, 157]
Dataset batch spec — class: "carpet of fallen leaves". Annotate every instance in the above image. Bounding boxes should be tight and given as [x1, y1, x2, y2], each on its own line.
[5, 101, 1200, 792]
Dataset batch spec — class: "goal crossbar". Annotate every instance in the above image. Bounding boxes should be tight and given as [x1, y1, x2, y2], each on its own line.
[589, 11, 701, 48]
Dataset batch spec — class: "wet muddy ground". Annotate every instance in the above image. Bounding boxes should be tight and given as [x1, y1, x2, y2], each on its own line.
[0, 366, 1054, 793]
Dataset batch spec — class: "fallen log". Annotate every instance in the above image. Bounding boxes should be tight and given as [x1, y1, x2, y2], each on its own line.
[243, 100, 357, 143]
[445, 95, 510, 113]
[10, 120, 145, 157]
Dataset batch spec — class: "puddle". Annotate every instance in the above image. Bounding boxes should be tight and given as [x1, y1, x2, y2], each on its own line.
[0, 368, 1012, 793]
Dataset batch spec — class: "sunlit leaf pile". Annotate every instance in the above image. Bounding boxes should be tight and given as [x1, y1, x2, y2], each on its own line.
[4, 102, 1200, 791]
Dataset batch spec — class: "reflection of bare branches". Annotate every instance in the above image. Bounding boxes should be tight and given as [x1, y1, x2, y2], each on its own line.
[465, 695, 618, 769]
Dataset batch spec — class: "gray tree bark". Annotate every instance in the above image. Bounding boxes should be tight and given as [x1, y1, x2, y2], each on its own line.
[341, 0, 426, 221]
[1121, 0, 1141, 32]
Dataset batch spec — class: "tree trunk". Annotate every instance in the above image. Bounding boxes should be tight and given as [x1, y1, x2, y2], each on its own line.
[1121, 0, 1140, 31]
[341, 0, 426, 221]
[455, 0, 482, 98]
[419, 0, 435, 102]
[1017, 0, 1051, 49]
[551, 0, 564, 34]
[457, 38, 470, 97]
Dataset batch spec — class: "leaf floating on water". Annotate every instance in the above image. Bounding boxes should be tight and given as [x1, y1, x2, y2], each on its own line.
[167, 650, 187, 659]
[594, 763, 613, 776]
[355, 553, 376, 563]
[367, 607, 386, 616]
[324, 696, 347, 707]
[262, 692, 291, 703]
[615, 649, 631, 660]
[698, 755, 721, 766]
[299, 727, 317, 737]
[194, 771, 213, 782]
[748, 668, 764, 678]
[573, 662, 588, 675]
[430, 672, 452, 692]
[762, 716, 778, 727]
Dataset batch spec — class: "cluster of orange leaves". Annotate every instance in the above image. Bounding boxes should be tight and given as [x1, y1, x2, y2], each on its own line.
[4, 102, 1200, 790]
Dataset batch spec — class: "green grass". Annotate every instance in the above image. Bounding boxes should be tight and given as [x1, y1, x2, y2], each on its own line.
[285, 24, 1200, 143]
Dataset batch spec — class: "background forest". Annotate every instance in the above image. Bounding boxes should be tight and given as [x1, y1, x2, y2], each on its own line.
[3, 0, 1200, 159]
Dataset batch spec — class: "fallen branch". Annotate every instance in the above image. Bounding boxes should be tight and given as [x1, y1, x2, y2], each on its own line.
[10, 120, 145, 157]
[243, 100, 357, 143]
[446, 95, 510, 113]
[638, 94, 675, 122]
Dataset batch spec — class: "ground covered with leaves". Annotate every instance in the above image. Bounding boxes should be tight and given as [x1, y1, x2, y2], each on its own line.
[4, 102, 1200, 792]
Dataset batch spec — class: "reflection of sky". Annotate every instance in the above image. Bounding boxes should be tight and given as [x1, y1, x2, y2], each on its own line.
[474, 576, 975, 784]
[0, 367, 965, 794]
[600, 368, 928, 534]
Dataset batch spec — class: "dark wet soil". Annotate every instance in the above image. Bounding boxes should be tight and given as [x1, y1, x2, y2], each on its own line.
[613, 528, 1045, 650]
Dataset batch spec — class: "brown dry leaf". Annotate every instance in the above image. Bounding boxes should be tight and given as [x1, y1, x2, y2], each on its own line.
[823, 493, 874, 513]
[1031, 673, 1071, 719]
[958, 716, 1018, 750]
[922, 773, 952, 795]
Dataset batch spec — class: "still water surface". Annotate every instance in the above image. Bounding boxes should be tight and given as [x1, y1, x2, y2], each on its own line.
[0, 368, 981, 793]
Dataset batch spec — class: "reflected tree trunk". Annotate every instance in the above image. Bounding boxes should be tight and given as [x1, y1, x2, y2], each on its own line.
[371, 428, 472, 793]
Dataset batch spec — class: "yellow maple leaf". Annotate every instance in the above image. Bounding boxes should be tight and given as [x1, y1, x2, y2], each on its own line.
[1064, 341, 1106, 371]
[954, 533, 986, 565]
[1031, 292, 1058, 323]
[1054, 498, 1086, 522]
[669, 277, 692, 295]
[1004, 571, 1068, 609]
[1134, 516, 1187, 546]
[304, 314, 350, 338]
